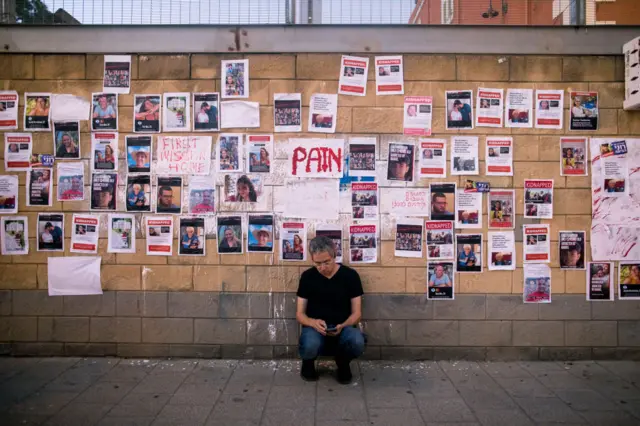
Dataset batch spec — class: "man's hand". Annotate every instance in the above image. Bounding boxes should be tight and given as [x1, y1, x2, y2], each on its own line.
[326, 324, 344, 337]
[309, 319, 327, 336]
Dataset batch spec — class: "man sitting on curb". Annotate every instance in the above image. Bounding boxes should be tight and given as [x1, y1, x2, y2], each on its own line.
[296, 236, 366, 384]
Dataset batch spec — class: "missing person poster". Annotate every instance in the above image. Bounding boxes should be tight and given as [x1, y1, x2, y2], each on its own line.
[535, 90, 563, 129]
[217, 215, 243, 254]
[274, 93, 302, 132]
[133, 95, 161, 133]
[107, 214, 135, 254]
[179, 217, 205, 256]
[403, 96, 432, 136]
[24, 93, 51, 131]
[523, 264, 552, 303]
[126, 135, 152, 173]
[156, 176, 182, 214]
[427, 261, 455, 300]
[53, 121, 80, 159]
[524, 179, 554, 219]
[126, 174, 151, 212]
[451, 136, 479, 176]
[339, 55, 369, 96]
[559, 230, 586, 270]
[375, 55, 404, 95]
[619, 262, 640, 300]
[456, 234, 482, 273]
[349, 224, 377, 263]
[0, 90, 19, 130]
[224, 174, 262, 203]
[280, 222, 307, 261]
[103, 55, 131, 94]
[488, 231, 515, 271]
[523, 224, 551, 263]
[505, 88, 533, 128]
[587, 262, 614, 301]
[395, 218, 423, 258]
[425, 220, 454, 260]
[90, 173, 117, 211]
[163, 92, 190, 132]
[308, 93, 338, 133]
[429, 183, 456, 221]
[316, 225, 343, 263]
[145, 216, 173, 256]
[248, 214, 274, 253]
[193, 93, 219, 132]
[0, 175, 18, 214]
[0, 215, 28, 255]
[37, 213, 64, 252]
[27, 168, 52, 207]
[351, 183, 378, 221]
[70, 214, 99, 254]
[418, 139, 446, 178]
[570, 91, 598, 131]
[217, 133, 242, 172]
[349, 137, 376, 177]
[222, 59, 249, 99]
[56, 162, 84, 201]
[488, 190, 515, 229]
[246, 135, 273, 173]
[560, 137, 588, 176]
[601, 150, 629, 197]
[486, 137, 513, 176]
[446, 90, 473, 130]
[91, 93, 118, 131]
[475, 88, 503, 128]
[455, 190, 482, 229]
[387, 142, 415, 182]
[91, 132, 118, 172]
[188, 176, 215, 214]
[4, 133, 32, 171]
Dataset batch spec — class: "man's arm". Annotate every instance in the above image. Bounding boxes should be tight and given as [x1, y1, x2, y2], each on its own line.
[296, 297, 326, 335]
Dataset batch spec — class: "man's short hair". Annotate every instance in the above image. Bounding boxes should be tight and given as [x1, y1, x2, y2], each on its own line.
[159, 186, 173, 194]
[309, 236, 336, 258]
[432, 192, 446, 201]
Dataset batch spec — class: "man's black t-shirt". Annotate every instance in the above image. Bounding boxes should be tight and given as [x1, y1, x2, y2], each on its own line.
[296, 265, 364, 326]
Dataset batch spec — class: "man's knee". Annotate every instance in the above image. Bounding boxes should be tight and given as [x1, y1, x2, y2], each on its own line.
[339, 327, 365, 358]
[299, 327, 323, 360]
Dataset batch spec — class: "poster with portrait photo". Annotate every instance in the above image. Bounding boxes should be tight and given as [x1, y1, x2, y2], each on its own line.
[601, 151, 629, 198]
[451, 136, 479, 176]
[4, 133, 32, 171]
[193, 93, 219, 132]
[246, 135, 272, 173]
[456, 234, 482, 273]
[27, 168, 52, 207]
[188, 176, 216, 215]
[24, 93, 51, 131]
[280, 222, 306, 261]
[348, 137, 376, 178]
[486, 137, 513, 176]
[570, 91, 598, 131]
[349, 224, 377, 264]
[56, 162, 84, 202]
[425, 220, 454, 260]
[429, 183, 456, 221]
[488, 190, 515, 229]
[351, 182, 378, 221]
[523, 264, 551, 303]
[395, 218, 423, 258]
[133, 95, 161, 133]
[559, 230, 586, 270]
[404, 96, 432, 136]
[163, 92, 190, 132]
[560, 137, 588, 176]
[0, 90, 19, 130]
[91, 93, 118, 131]
[126, 135, 152, 173]
[0, 175, 18, 215]
[126, 174, 151, 212]
[217, 133, 242, 172]
[308, 93, 338, 134]
[339, 55, 369, 96]
[523, 224, 551, 264]
[91, 132, 118, 172]
[387, 142, 415, 182]
[316, 225, 343, 263]
[248, 214, 274, 253]
[156, 176, 182, 214]
[223, 174, 262, 203]
[587, 262, 614, 301]
[524, 179, 554, 219]
[475, 88, 503, 128]
[427, 261, 455, 300]
[70, 214, 99, 254]
[1, 215, 28, 255]
[179, 217, 205, 256]
[535, 90, 563, 129]
[488, 231, 515, 271]
[505, 88, 533, 128]
[375, 55, 404, 95]
[217, 215, 243, 254]
[446, 90, 473, 130]
[37, 213, 64, 252]
[455, 190, 482, 229]
[90, 172, 117, 211]
[418, 139, 446, 178]
[222, 59, 249, 99]
[619, 262, 640, 300]
[103, 55, 131, 94]
[274, 93, 302, 133]
[107, 213, 135, 254]
[145, 216, 173, 256]
[53, 121, 80, 159]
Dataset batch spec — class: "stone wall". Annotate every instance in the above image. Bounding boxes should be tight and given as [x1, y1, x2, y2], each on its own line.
[1, 53, 640, 360]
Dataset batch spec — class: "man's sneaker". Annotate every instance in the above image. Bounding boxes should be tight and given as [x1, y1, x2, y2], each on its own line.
[300, 360, 318, 381]
[336, 359, 352, 384]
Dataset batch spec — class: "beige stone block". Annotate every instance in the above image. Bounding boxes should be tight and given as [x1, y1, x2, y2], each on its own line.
[358, 267, 405, 293]
[512, 136, 539, 161]
[338, 82, 377, 107]
[102, 265, 141, 290]
[514, 161, 565, 188]
[565, 270, 587, 294]
[538, 136, 560, 162]
[406, 268, 427, 294]
[352, 107, 402, 133]
[142, 265, 192, 291]
[295, 80, 340, 106]
[244, 79, 270, 105]
[11, 55, 34, 79]
[540, 216, 566, 241]
[565, 215, 591, 241]
[618, 110, 640, 135]
[615, 55, 625, 82]
[191, 54, 242, 79]
[563, 56, 616, 82]
[565, 175, 591, 189]
[163, 79, 216, 94]
[247, 54, 295, 79]
[35, 55, 85, 79]
[0, 57, 9, 79]
[37, 264, 48, 289]
[457, 55, 509, 81]
[193, 265, 246, 292]
[555, 189, 592, 215]
[404, 55, 456, 81]
[268, 80, 297, 104]
[0, 265, 37, 289]
[219, 252, 274, 266]
[12, 239, 63, 264]
[336, 107, 352, 133]
[459, 270, 512, 293]
[246, 266, 299, 292]
[167, 239, 219, 265]
[379, 241, 424, 267]
[138, 55, 189, 79]
[18, 191, 63, 213]
[589, 83, 624, 108]
[296, 54, 341, 80]
[510, 56, 562, 82]
[117, 241, 168, 265]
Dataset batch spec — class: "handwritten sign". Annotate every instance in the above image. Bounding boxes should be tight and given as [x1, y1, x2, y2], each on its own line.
[288, 138, 344, 178]
[156, 135, 212, 175]
[390, 189, 430, 216]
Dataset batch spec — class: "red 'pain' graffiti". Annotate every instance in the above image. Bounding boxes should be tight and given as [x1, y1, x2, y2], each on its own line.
[291, 146, 342, 175]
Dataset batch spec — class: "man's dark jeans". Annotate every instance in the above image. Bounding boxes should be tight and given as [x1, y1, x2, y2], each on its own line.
[299, 326, 365, 360]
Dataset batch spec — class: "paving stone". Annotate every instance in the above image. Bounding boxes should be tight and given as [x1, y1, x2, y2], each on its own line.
[457, 387, 519, 410]
[99, 363, 155, 383]
[205, 418, 259, 426]
[364, 386, 416, 408]
[315, 422, 370, 426]
[266, 385, 315, 408]
[108, 393, 172, 417]
[578, 410, 640, 426]
[493, 377, 555, 398]
[514, 397, 584, 423]
[478, 362, 532, 378]
[261, 407, 315, 426]
[415, 397, 477, 422]
[9, 391, 78, 416]
[409, 376, 459, 398]
[368, 407, 425, 426]
[535, 371, 592, 390]
[169, 382, 223, 405]
[472, 409, 535, 426]
[131, 373, 188, 394]
[208, 394, 267, 420]
[151, 404, 212, 426]
[96, 418, 154, 426]
[75, 381, 137, 404]
[316, 397, 368, 421]
[42, 402, 113, 426]
[555, 388, 620, 411]
[2, 413, 50, 426]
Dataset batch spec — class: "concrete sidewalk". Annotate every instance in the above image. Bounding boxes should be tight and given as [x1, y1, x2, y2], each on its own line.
[0, 358, 639, 426]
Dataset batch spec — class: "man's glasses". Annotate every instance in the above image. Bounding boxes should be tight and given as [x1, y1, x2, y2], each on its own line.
[314, 259, 333, 268]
